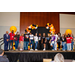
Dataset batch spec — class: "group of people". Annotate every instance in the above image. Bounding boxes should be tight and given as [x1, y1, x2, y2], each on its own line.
[4, 30, 74, 51]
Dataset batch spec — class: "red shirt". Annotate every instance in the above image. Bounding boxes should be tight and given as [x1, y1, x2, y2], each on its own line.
[19, 36, 24, 42]
[9, 33, 15, 40]
[66, 37, 73, 43]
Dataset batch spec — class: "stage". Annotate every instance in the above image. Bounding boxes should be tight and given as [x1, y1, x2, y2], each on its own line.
[4, 50, 75, 62]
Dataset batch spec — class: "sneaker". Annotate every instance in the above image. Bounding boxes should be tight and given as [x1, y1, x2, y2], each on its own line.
[43, 48, 45, 51]
[30, 49, 33, 50]
[20, 49, 23, 51]
[35, 49, 38, 51]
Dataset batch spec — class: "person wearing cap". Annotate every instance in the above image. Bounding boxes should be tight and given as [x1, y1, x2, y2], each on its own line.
[4, 31, 10, 51]
[0, 49, 9, 62]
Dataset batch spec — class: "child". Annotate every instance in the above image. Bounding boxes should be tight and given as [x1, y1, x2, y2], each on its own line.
[42, 33, 46, 51]
[34, 33, 38, 50]
[66, 34, 73, 51]
[29, 32, 34, 50]
[61, 34, 66, 51]
[46, 33, 51, 50]
[38, 33, 42, 50]
[57, 33, 62, 50]
[51, 33, 55, 50]
[54, 33, 58, 50]
[19, 33, 24, 51]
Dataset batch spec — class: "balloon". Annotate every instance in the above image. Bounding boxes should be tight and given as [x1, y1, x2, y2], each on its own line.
[10, 26, 17, 33]
[65, 29, 72, 35]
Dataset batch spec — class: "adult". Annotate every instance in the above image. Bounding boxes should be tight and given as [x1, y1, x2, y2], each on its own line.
[4, 31, 10, 51]
[9, 30, 15, 50]
[0, 49, 9, 62]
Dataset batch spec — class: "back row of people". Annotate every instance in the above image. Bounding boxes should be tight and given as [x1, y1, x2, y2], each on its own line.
[4, 30, 74, 51]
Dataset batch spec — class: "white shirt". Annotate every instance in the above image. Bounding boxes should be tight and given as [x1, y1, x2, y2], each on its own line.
[34, 36, 38, 42]
[29, 34, 34, 40]
[55, 34, 58, 42]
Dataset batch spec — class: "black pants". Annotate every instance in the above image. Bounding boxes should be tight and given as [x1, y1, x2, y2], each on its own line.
[57, 42, 60, 49]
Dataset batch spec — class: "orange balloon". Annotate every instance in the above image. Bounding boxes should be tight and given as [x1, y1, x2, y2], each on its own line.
[10, 26, 17, 33]
[65, 29, 72, 35]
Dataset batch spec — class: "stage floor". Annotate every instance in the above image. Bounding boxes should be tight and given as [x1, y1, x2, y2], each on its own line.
[4, 50, 75, 53]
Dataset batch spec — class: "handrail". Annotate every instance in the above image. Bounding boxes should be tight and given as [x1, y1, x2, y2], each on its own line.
[0, 38, 3, 40]
[0, 40, 4, 43]
[0, 37, 4, 49]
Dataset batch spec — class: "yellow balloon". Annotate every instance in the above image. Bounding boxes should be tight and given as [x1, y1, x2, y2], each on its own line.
[65, 29, 72, 35]
[10, 26, 17, 33]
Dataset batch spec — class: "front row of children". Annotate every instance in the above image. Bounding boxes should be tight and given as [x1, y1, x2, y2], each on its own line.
[18, 31, 74, 51]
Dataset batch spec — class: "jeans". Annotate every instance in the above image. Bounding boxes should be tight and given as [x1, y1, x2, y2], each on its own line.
[9, 40, 13, 50]
[51, 41, 55, 50]
[24, 41, 29, 50]
[71, 41, 74, 50]
[67, 43, 71, 51]
[15, 40, 19, 49]
[30, 40, 34, 49]
[62, 42, 66, 50]
[35, 41, 38, 49]
[65, 43, 67, 50]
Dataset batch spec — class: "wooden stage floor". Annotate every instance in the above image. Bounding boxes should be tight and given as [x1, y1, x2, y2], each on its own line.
[4, 50, 75, 53]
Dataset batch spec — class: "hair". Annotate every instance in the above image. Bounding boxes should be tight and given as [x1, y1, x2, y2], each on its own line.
[54, 53, 64, 62]
[67, 34, 70, 37]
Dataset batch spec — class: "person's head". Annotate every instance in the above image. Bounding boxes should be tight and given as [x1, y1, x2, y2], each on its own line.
[58, 33, 61, 37]
[71, 34, 73, 37]
[43, 33, 45, 37]
[48, 33, 50, 37]
[67, 34, 70, 37]
[11, 30, 14, 33]
[16, 32, 19, 35]
[52, 33, 54, 36]
[6, 31, 9, 34]
[35, 33, 37, 36]
[21, 33, 23, 36]
[54, 53, 64, 62]
[39, 33, 41, 36]
[0, 49, 4, 56]
[62, 34, 64, 38]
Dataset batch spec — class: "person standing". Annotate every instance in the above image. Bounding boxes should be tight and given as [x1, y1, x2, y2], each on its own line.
[71, 34, 74, 50]
[29, 32, 34, 50]
[14, 32, 20, 50]
[57, 33, 62, 50]
[51, 33, 55, 50]
[46, 33, 51, 50]
[38, 33, 42, 50]
[34, 33, 38, 50]
[9, 30, 15, 50]
[19, 33, 24, 51]
[54, 33, 58, 50]
[66, 34, 73, 51]
[42, 33, 46, 51]
[4, 31, 10, 51]
[61, 34, 66, 51]
[24, 31, 29, 50]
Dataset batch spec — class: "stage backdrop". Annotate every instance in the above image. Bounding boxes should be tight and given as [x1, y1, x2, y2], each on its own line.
[20, 12, 59, 34]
